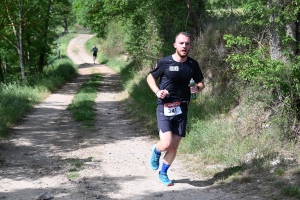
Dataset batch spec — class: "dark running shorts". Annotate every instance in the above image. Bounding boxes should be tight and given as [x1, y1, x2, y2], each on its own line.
[93, 53, 97, 57]
[156, 103, 188, 137]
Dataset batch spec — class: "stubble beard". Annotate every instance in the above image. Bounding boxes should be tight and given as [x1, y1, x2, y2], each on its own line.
[176, 49, 189, 58]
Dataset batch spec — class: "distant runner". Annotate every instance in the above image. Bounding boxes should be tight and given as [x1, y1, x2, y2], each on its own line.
[92, 45, 98, 64]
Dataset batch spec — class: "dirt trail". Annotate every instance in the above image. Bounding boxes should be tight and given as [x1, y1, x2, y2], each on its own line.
[0, 34, 240, 200]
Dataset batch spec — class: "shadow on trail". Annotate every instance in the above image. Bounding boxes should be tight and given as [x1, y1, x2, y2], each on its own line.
[78, 62, 102, 68]
[0, 175, 221, 200]
[174, 165, 245, 187]
[98, 74, 123, 93]
[100, 59, 109, 64]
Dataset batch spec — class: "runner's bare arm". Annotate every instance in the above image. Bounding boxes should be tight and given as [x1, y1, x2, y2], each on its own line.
[146, 74, 159, 94]
[146, 74, 169, 98]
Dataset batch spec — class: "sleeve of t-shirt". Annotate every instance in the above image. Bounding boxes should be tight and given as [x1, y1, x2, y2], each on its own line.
[150, 58, 165, 79]
[193, 61, 204, 83]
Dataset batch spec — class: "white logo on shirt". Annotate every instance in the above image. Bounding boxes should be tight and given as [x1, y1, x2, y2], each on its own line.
[169, 66, 179, 71]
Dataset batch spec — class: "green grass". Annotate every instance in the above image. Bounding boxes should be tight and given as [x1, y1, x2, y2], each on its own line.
[67, 158, 84, 168]
[0, 33, 77, 138]
[281, 186, 300, 198]
[68, 73, 102, 128]
[66, 158, 85, 180]
[68, 167, 78, 172]
[87, 156, 94, 161]
[66, 172, 79, 179]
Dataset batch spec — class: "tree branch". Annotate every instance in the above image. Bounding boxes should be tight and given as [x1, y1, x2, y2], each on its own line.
[2, 35, 18, 49]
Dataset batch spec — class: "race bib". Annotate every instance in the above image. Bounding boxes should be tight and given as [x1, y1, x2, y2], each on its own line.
[163, 102, 182, 116]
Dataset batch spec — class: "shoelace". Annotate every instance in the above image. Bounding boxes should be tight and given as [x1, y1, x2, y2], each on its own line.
[154, 154, 160, 162]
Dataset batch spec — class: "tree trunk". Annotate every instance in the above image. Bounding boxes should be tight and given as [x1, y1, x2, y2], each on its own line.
[38, 0, 52, 73]
[19, 0, 25, 81]
[63, 17, 69, 33]
[4, 0, 26, 81]
[24, 30, 32, 73]
[268, 0, 286, 62]
[185, 0, 205, 35]
[0, 55, 4, 83]
[295, 11, 300, 56]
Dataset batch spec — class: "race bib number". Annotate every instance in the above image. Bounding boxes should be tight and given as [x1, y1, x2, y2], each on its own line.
[163, 102, 182, 116]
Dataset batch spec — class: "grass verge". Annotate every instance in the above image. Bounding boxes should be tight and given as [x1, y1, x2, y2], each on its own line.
[67, 73, 102, 128]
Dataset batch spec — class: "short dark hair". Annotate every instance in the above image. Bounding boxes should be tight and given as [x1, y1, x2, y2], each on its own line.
[175, 32, 191, 41]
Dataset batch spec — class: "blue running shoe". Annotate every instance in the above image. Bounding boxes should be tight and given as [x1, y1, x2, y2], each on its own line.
[159, 171, 173, 186]
[150, 145, 160, 170]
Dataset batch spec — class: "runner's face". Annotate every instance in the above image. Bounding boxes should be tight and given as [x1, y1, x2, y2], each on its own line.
[174, 34, 191, 58]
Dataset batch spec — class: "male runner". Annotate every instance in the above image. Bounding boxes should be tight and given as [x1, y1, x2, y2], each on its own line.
[146, 32, 205, 186]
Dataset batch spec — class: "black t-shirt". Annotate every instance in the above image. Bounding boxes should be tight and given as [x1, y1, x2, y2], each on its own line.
[150, 55, 204, 104]
[92, 47, 98, 55]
